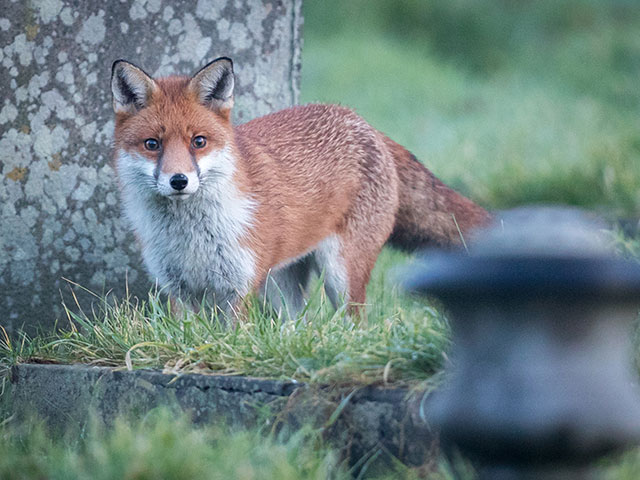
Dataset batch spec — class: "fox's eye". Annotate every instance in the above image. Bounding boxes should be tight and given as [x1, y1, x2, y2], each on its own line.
[144, 138, 160, 151]
[192, 136, 207, 149]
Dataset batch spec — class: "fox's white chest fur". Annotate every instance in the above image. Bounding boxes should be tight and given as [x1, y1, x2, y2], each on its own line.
[117, 149, 256, 309]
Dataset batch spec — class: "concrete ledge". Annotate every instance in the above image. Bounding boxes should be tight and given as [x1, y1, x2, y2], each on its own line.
[8, 364, 437, 467]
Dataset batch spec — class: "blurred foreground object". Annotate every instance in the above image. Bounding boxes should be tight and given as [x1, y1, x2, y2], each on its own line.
[406, 207, 640, 479]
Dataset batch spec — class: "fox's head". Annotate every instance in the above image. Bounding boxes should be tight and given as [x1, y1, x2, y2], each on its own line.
[111, 58, 236, 198]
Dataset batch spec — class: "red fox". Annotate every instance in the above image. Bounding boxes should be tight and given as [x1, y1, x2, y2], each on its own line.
[111, 57, 490, 318]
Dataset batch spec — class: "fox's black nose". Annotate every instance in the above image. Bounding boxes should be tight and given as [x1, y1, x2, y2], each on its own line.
[170, 174, 188, 191]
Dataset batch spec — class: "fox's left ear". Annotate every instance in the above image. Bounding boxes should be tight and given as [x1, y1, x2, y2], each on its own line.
[189, 57, 235, 116]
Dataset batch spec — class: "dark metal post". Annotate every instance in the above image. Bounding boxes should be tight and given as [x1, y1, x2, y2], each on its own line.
[407, 207, 640, 479]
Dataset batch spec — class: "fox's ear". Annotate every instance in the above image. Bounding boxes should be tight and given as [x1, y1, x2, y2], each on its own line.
[189, 57, 234, 115]
[111, 60, 156, 114]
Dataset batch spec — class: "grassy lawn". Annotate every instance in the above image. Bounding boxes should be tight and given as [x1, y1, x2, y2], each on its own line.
[0, 409, 393, 480]
[3, 1, 640, 478]
[0, 249, 447, 386]
[302, 0, 640, 217]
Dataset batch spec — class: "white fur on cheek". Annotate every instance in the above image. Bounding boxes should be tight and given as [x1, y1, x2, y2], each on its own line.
[116, 149, 156, 186]
[197, 146, 254, 238]
[198, 145, 235, 179]
[115, 149, 161, 265]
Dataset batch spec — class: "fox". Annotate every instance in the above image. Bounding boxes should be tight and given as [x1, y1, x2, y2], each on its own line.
[110, 57, 490, 320]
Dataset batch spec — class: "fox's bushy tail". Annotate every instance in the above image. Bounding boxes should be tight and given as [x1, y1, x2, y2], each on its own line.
[386, 138, 491, 251]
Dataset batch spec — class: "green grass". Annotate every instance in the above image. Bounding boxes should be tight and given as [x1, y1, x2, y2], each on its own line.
[0, 409, 391, 480]
[0, 406, 637, 480]
[0, 249, 448, 386]
[301, 0, 640, 216]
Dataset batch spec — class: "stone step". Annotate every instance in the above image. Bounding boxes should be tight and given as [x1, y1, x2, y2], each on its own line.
[7, 363, 436, 468]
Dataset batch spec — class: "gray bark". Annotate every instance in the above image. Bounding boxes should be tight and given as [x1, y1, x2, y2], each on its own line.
[0, 0, 303, 335]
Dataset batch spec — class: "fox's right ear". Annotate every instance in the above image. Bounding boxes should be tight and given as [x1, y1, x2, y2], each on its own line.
[110, 60, 156, 114]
